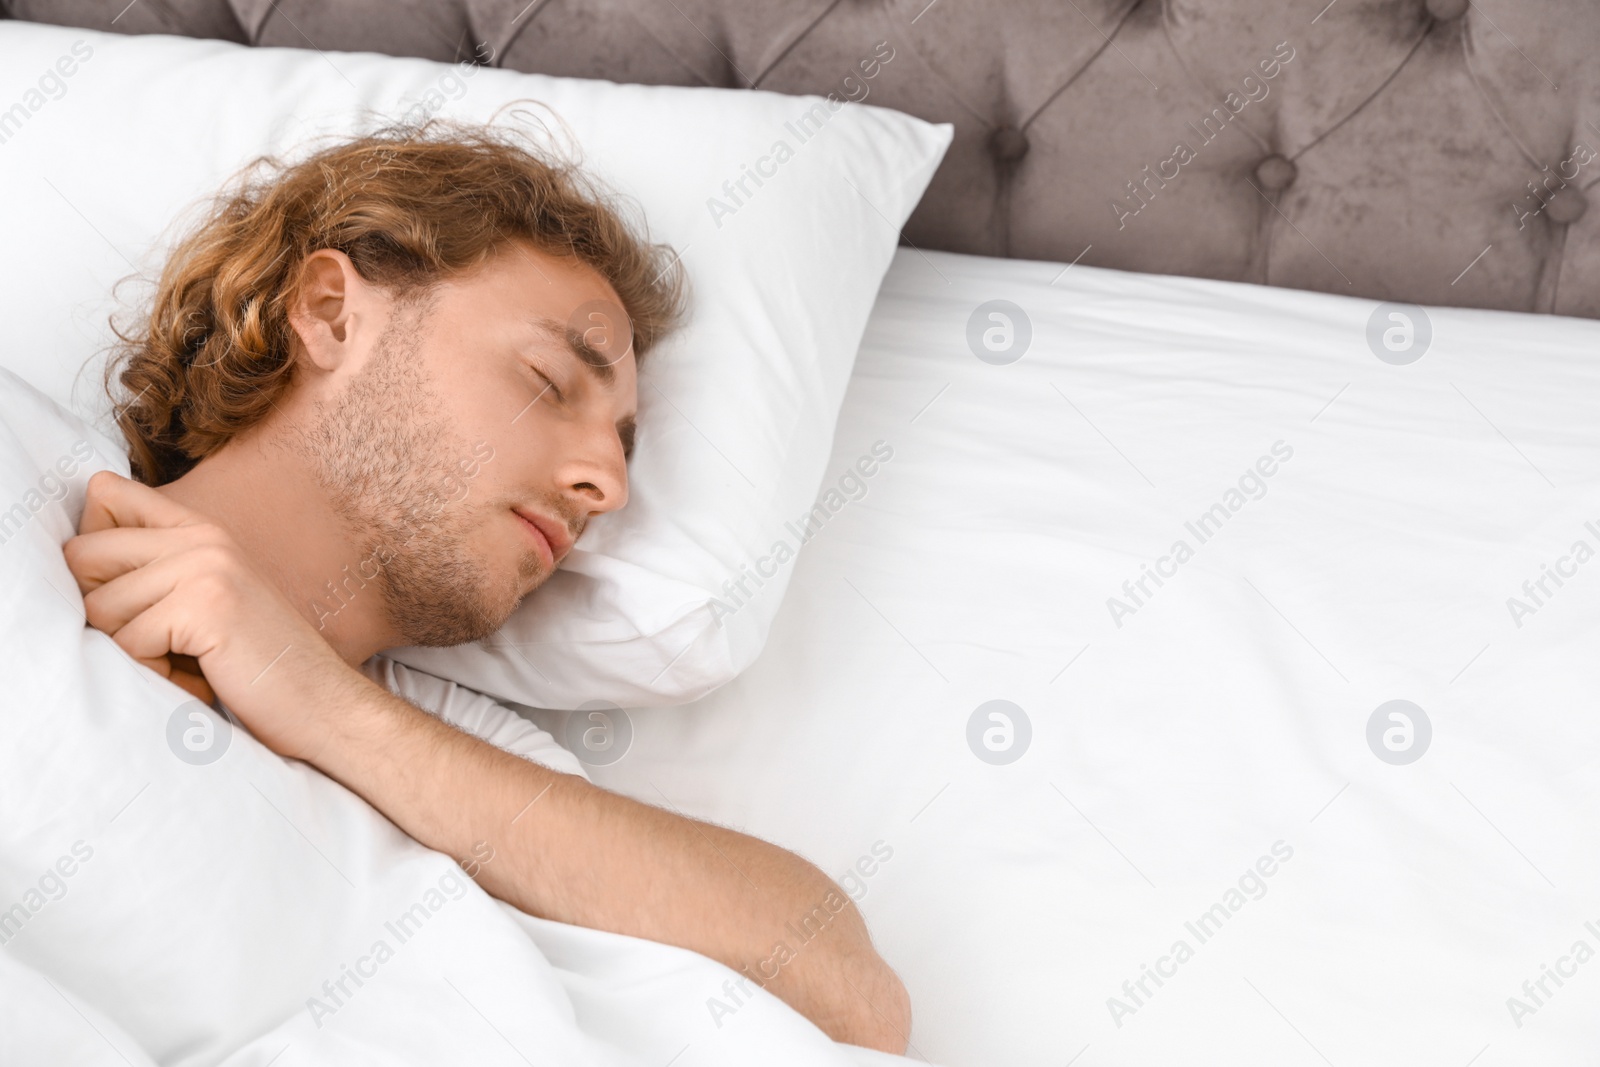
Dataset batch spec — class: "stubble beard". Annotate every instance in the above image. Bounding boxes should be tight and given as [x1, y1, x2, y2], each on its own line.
[296, 297, 533, 647]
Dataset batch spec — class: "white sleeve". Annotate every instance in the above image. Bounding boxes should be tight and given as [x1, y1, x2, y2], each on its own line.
[358, 655, 591, 782]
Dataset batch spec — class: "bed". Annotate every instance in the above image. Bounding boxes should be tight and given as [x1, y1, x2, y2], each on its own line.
[567, 248, 1600, 1063]
[3, 1, 1599, 1064]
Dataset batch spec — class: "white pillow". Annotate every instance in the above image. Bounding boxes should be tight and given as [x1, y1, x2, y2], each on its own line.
[0, 22, 951, 709]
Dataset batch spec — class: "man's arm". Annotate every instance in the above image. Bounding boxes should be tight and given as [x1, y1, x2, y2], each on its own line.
[62, 471, 910, 1051]
[307, 669, 910, 1051]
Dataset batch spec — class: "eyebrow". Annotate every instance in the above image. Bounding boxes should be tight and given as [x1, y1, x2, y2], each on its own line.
[531, 315, 637, 459]
[532, 314, 622, 386]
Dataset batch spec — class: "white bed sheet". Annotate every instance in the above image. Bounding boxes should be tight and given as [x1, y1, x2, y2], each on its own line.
[549, 249, 1600, 1065]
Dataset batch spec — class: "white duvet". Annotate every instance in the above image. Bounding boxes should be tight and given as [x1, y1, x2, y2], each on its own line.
[577, 249, 1600, 1065]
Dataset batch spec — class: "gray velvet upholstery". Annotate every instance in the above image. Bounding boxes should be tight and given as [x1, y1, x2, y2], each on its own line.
[5, 0, 1598, 316]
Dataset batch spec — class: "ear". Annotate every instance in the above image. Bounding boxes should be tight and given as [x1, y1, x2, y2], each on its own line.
[287, 249, 366, 373]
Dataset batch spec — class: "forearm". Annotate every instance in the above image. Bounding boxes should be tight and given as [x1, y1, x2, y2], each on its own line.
[307, 671, 910, 1051]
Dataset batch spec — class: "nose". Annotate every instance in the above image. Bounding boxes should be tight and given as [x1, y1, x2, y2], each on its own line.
[562, 425, 629, 517]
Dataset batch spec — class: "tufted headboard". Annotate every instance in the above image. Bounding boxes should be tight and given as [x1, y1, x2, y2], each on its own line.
[5, 0, 1598, 317]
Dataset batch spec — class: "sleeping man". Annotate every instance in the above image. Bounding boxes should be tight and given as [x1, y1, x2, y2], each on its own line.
[60, 120, 910, 1054]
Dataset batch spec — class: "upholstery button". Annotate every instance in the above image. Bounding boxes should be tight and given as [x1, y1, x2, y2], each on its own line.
[1255, 153, 1297, 192]
[1426, 0, 1469, 19]
[990, 124, 1030, 164]
[1546, 185, 1588, 225]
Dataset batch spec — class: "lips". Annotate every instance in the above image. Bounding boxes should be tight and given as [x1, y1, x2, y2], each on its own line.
[513, 507, 574, 568]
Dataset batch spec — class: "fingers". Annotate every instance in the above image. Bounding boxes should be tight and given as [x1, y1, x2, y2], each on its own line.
[79, 469, 200, 535]
[65, 524, 223, 593]
[110, 593, 191, 673]
[81, 549, 187, 634]
[79, 535, 224, 704]
[110, 604, 216, 704]
[130, 649, 173, 680]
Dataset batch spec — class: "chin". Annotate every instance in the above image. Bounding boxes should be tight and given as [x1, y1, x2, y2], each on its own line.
[514, 547, 552, 597]
[484, 559, 549, 630]
[388, 574, 520, 648]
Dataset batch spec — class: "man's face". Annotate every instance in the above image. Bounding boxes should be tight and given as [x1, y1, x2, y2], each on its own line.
[296, 240, 638, 647]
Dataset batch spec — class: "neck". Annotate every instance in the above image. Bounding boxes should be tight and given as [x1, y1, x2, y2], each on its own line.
[154, 427, 400, 666]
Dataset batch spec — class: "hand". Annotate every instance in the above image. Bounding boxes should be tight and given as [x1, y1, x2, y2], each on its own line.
[63, 470, 362, 762]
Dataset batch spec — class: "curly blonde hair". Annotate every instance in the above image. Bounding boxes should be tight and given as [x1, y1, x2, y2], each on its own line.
[106, 116, 687, 486]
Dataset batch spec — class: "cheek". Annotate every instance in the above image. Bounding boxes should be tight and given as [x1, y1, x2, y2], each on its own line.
[496, 418, 562, 488]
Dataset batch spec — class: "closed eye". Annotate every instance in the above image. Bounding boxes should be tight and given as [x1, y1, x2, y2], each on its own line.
[527, 363, 563, 403]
